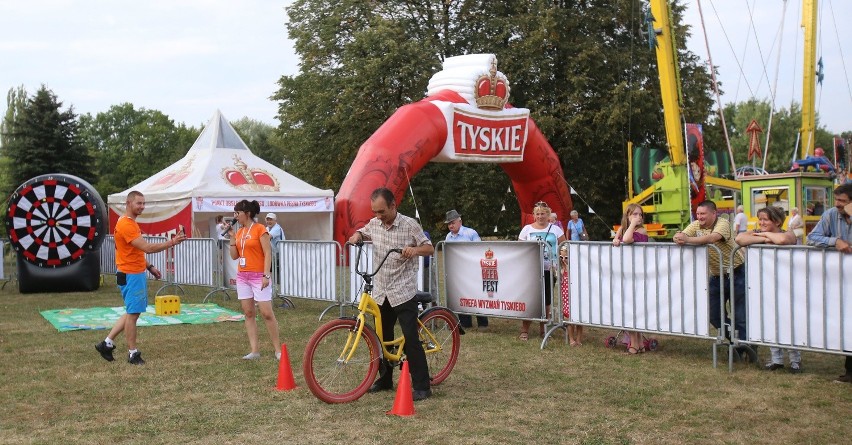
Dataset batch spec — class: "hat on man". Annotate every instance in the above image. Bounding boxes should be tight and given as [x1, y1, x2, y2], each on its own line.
[444, 209, 462, 224]
[265, 213, 277, 220]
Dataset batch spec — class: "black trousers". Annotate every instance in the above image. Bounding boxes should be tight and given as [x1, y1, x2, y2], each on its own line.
[375, 298, 430, 391]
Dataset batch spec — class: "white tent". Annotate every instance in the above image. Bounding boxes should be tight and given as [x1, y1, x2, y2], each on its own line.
[107, 110, 334, 240]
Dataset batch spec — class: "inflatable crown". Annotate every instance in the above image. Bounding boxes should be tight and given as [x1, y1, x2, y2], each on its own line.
[474, 58, 510, 110]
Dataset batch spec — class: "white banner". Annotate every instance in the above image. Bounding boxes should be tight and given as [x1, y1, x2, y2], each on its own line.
[444, 241, 545, 320]
[745, 246, 852, 351]
[569, 242, 710, 336]
[192, 196, 334, 213]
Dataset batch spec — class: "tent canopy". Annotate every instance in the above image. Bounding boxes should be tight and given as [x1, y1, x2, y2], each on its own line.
[108, 110, 334, 240]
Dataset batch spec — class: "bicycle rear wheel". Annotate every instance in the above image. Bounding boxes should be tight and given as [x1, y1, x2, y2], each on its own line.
[419, 308, 460, 385]
[302, 318, 381, 403]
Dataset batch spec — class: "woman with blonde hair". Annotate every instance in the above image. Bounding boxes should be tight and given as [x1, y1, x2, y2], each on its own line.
[612, 203, 649, 354]
[518, 201, 566, 340]
[736, 206, 799, 372]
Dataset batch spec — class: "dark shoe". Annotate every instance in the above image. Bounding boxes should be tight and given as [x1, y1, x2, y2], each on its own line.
[368, 380, 393, 393]
[735, 345, 757, 363]
[764, 363, 784, 371]
[789, 362, 802, 374]
[128, 351, 145, 365]
[412, 389, 432, 401]
[95, 341, 115, 362]
[833, 374, 852, 383]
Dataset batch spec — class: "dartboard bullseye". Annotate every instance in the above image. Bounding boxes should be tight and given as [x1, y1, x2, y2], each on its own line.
[5, 174, 107, 268]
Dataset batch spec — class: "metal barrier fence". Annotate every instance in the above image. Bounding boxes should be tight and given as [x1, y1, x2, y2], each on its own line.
[0, 240, 6, 281]
[101, 235, 170, 283]
[553, 241, 728, 366]
[347, 242, 434, 306]
[99, 236, 116, 275]
[277, 240, 343, 314]
[172, 238, 218, 287]
[732, 244, 852, 370]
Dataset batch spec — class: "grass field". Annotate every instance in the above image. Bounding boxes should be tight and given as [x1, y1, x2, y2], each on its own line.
[0, 276, 850, 445]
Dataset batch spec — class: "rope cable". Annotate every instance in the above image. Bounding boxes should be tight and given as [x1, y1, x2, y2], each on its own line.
[707, 0, 756, 100]
[762, 0, 790, 171]
[826, 0, 852, 110]
[697, 0, 737, 175]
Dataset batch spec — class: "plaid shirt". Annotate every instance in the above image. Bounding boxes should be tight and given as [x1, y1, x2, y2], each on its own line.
[807, 207, 852, 248]
[358, 212, 431, 307]
[680, 216, 744, 276]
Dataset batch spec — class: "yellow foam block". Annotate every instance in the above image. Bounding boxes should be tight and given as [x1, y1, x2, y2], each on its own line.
[155, 295, 181, 315]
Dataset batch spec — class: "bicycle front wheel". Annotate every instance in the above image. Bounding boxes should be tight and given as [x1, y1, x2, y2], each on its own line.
[302, 318, 381, 404]
[419, 308, 460, 385]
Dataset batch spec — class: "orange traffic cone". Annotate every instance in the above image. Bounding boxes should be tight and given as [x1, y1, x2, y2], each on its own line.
[275, 343, 297, 391]
[386, 361, 415, 416]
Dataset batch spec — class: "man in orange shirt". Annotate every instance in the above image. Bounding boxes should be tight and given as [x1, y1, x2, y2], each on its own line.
[95, 191, 186, 365]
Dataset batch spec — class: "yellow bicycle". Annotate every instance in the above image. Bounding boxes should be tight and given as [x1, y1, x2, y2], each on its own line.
[302, 243, 461, 403]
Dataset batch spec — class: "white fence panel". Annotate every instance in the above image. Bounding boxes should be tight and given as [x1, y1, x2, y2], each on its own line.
[745, 245, 851, 353]
[568, 242, 711, 337]
[278, 241, 340, 302]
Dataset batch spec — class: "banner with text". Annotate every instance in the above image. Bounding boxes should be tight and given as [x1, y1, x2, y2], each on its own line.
[444, 241, 545, 320]
[192, 196, 333, 213]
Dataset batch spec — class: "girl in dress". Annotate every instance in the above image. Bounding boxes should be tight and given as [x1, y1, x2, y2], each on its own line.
[612, 203, 649, 354]
[559, 244, 583, 345]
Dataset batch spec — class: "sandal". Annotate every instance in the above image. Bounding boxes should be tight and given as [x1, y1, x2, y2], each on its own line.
[625, 346, 640, 355]
[518, 332, 529, 341]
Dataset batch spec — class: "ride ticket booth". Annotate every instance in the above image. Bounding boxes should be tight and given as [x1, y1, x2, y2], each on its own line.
[739, 172, 835, 235]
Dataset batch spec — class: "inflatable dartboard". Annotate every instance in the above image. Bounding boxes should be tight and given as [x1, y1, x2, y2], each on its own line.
[4, 173, 108, 293]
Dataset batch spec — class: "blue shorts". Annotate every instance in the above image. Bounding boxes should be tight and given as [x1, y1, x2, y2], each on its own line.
[119, 271, 148, 314]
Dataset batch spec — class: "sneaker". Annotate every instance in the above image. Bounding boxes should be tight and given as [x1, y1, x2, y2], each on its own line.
[128, 351, 145, 365]
[95, 341, 116, 362]
[275, 352, 282, 361]
[242, 352, 261, 360]
[764, 363, 784, 371]
[789, 362, 802, 374]
[833, 374, 852, 383]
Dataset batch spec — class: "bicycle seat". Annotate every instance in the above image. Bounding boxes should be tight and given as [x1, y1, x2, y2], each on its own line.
[414, 292, 434, 304]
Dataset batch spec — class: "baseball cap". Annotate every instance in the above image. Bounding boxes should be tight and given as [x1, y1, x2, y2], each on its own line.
[265, 213, 277, 220]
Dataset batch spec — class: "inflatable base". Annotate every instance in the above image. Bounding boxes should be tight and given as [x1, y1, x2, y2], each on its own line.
[16, 252, 101, 294]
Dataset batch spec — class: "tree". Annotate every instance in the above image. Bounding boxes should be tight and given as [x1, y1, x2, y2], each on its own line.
[704, 98, 837, 174]
[0, 85, 29, 202]
[231, 117, 285, 168]
[78, 104, 199, 198]
[2, 86, 95, 188]
[274, 0, 716, 239]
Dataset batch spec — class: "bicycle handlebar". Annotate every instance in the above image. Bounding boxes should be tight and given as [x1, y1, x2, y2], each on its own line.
[349, 242, 402, 280]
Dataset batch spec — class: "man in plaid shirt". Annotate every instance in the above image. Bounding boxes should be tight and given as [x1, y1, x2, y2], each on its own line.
[348, 187, 435, 401]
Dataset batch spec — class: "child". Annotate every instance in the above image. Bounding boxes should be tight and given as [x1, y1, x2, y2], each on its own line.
[612, 203, 649, 354]
[560, 244, 583, 345]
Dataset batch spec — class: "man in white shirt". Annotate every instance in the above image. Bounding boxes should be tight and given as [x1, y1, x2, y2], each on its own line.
[265, 213, 285, 276]
[733, 205, 748, 234]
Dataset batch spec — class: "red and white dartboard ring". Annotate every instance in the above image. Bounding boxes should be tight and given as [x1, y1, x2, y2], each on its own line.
[4, 174, 107, 268]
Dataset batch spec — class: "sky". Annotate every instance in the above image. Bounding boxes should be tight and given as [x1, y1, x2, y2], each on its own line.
[681, 0, 851, 134]
[0, 0, 298, 127]
[0, 1, 850, 133]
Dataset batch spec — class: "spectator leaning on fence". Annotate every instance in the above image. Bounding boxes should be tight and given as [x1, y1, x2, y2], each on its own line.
[612, 203, 649, 354]
[736, 206, 800, 373]
[806, 183, 852, 384]
[518, 201, 565, 341]
[673, 200, 754, 359]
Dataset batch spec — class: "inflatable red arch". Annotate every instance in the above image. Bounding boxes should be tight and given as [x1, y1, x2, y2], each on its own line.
[334, 85, 573, 246]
